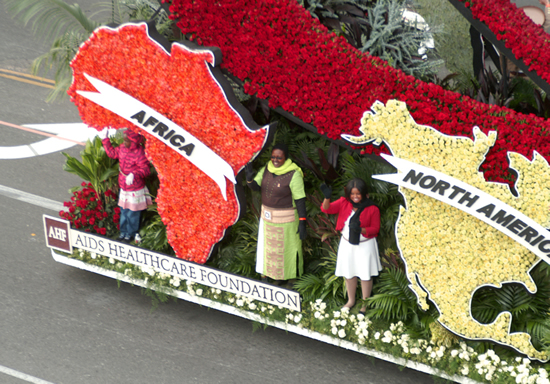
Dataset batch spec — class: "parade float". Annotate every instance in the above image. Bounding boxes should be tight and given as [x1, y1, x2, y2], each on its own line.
[41, 0, 550, 382]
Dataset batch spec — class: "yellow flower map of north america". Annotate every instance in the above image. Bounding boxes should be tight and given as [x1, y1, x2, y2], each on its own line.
[343, 100, 550, 360]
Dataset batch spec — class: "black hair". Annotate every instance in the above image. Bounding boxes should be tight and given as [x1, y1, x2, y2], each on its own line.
[271, 142, 289, 160]
[344, 178, 369, 202]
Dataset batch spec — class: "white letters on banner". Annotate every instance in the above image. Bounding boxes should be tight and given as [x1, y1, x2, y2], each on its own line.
[374, 154, 550, 264]
[77, 73, 236, 200]
[47, 223, 301, 311]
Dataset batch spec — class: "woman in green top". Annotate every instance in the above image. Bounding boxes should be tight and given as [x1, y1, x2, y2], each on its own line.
[246, 143, 307, 282]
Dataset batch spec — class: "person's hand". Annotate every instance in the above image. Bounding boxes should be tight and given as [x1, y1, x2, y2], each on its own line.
[245, 163, 255, 182]
[97, 128, 109, 140]
[298, 220, 307, 240]
[126, 172, 134, 186]
[320, 183, 332, 199]
[539, 0, 549, 7]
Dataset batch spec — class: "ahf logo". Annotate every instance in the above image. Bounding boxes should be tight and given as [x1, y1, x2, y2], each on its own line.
[43, 215, 72, 253]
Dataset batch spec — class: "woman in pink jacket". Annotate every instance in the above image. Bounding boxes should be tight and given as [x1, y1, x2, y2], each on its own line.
[102, 129, 151, 242]
[320, 178, 382, 314]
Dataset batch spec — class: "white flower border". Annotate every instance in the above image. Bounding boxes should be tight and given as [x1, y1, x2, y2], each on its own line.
[51, 249, 481, 384]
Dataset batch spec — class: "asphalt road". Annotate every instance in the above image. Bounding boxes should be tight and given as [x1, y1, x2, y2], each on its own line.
[0, 1, 450, 383]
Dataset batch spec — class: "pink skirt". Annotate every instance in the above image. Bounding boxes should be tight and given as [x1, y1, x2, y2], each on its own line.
[118, 187, 152, 211]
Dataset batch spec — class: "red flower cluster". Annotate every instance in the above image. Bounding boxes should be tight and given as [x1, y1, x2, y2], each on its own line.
[464, 0, 550, 85]
[166, 0, 550, 185]
[59, 182, 120, 236]
[68, 24, 267, 263]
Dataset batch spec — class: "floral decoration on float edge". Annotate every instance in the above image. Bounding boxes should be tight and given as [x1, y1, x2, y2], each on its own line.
[61, 247, 550, 384]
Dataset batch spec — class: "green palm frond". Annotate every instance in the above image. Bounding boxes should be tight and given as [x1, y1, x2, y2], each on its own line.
[31, 29, 87, 100]
[4, 0, 174, 101]
[4, 0, 100, 41]
[373, 267, 417, 304]
[367, 293, 411, 320]
[366, 268, 439, 339]
[139, 205, 174, 255]
[471, 261, 550, 349]
[211, 218, 259, 278]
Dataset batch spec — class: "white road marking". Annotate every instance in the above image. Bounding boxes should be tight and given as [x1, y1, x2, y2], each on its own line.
[1, 123, 96, 159]
[0, 364, 56, 384]
[0, 184, 64, 212]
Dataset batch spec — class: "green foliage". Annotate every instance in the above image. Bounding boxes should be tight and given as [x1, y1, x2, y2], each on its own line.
[367, 267, 439, 338]
[209, 219, 260, 279]
[361, 0, 443, 77]
[138, 203, 175, 255]
[412, 0, 473, 78]
[4, 0, 100, 41]
[458, 68, 550, 119]
[97, 0, 174, 35]
[294, 239, 347, 306]
[4, 0, 173, 101]
[471, 261, 550, 350]
[141, 285, 172, 312]
[62, 135, 120, 202]
[299, 0, 443, 77]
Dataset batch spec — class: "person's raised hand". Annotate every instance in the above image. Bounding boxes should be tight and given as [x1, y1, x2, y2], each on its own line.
[320, 183, 332, 199]
[97, 128, 109, 140]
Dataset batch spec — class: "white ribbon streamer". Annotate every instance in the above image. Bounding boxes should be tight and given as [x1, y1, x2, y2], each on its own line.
[374, 154, 550, 264]
[77, 73, 235, 200]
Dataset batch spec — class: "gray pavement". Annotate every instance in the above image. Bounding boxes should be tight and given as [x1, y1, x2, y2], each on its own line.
[0, 1, 450, 383]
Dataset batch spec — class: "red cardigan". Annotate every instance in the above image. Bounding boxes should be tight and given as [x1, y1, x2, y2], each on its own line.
[321, 197, 380, 239]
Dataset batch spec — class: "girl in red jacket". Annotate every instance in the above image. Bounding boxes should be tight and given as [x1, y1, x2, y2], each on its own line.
[102, 129, 151, 242]
[320, 178, 382, 314]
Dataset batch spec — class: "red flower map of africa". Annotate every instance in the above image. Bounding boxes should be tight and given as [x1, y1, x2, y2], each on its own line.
[68, 22, 268, 263]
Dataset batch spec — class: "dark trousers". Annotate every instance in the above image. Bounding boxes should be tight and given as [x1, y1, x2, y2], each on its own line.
[120, 208, 141, 238]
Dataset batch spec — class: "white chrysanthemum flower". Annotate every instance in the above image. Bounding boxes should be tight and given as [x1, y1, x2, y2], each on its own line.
[109, 257, 115, 264]
[338, 329, 346, 338]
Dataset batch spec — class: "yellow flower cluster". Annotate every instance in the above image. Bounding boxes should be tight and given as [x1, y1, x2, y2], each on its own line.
[344, 100, 550, 360]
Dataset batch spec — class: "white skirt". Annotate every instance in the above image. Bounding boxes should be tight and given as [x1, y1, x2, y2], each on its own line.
[335, 215, 382, 280]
